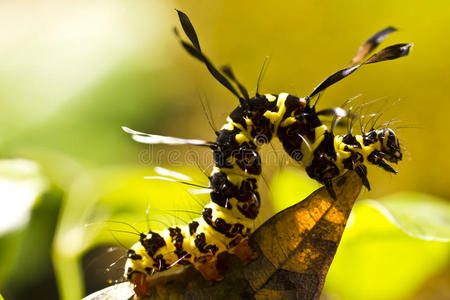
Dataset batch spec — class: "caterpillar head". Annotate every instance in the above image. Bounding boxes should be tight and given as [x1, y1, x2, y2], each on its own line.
[359, 128, 402, 177]
[377, 128, 402, 163]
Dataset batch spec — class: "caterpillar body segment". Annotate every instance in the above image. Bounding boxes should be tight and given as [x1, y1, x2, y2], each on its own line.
[123, 10, 410, 297]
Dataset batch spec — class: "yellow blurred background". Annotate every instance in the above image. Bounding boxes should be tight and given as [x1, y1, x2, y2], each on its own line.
[2, 0, 450, 196]
[0, 0, 449, 300]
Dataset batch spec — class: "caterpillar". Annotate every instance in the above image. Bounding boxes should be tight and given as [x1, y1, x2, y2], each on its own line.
[122, 10, 411, 298]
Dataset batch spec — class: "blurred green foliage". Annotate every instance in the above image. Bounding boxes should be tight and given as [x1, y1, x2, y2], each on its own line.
[0, 159, 61, 299]
[270, 168, 320, 212]
[324, 199, 450, 300]
[272, 171, 450, 300]
[1, 0, 450, 299]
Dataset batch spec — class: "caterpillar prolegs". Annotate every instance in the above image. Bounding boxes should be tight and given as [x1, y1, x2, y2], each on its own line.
[122, 10, 411, 297]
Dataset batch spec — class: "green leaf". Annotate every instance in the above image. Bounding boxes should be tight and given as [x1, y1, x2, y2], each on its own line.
[0, 159, 49, 286]
[324, 200, 450, 300]
[0, 159, 48, 235]
[372, 192, 450, 242]
[5, 188, 62, 291]
[82, 166, 210, 251]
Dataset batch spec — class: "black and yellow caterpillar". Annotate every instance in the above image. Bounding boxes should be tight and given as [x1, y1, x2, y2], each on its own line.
[122, 10, 411, 297]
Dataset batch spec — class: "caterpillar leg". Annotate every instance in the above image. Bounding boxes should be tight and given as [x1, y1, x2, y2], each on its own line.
[231, 238, 257, 262]
[196, 256, 223, 281]
[130, 272, 149, 299]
